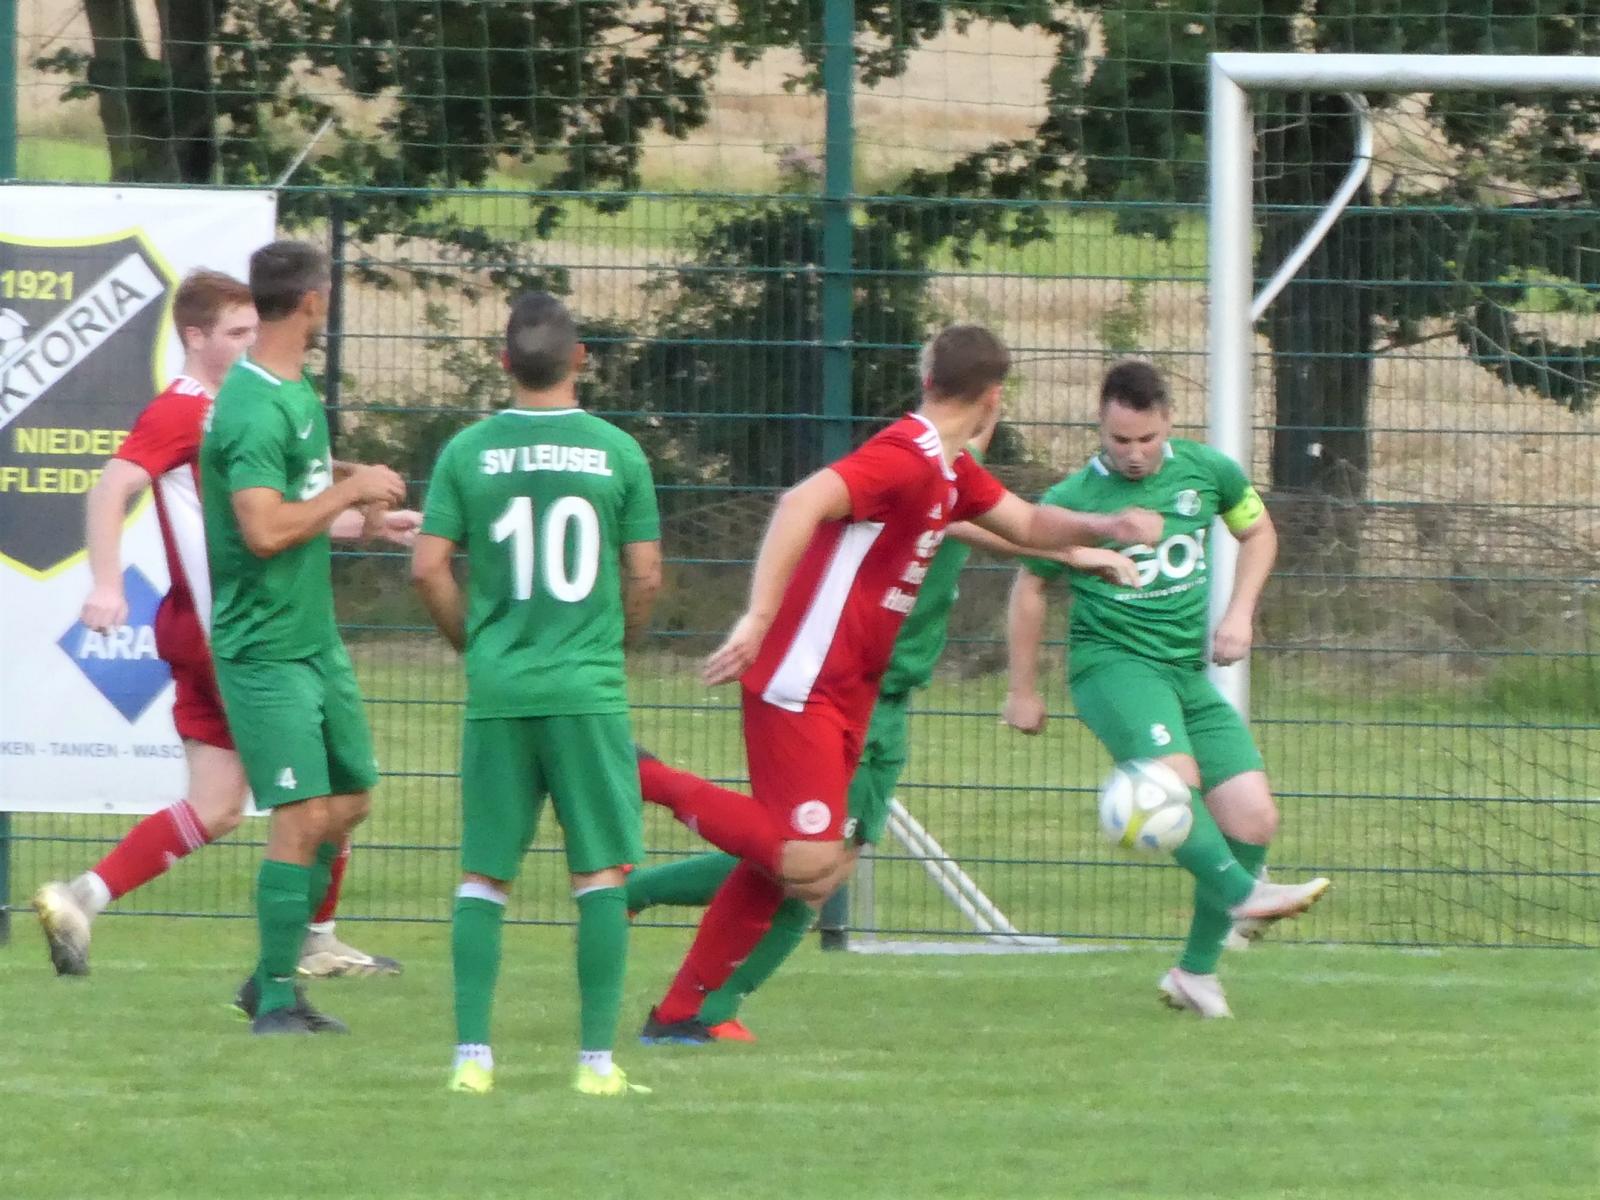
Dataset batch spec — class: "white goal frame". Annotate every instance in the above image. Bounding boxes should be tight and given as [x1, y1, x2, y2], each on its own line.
[1206, 52, 1600, 715]
[848, 53, 1600, 955]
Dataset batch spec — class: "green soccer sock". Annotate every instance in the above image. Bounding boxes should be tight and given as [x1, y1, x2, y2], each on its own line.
[1177, 836, 1269, 975]
[306, 841, 340, 921]
[698, 896, 814, 1026]
[452, 891, 506, 1046]
[255, 859, 311, 1015]
[1171, 789, 1256, 910]
[575, 886, 630, 1053]
[624, 853, 738, 913]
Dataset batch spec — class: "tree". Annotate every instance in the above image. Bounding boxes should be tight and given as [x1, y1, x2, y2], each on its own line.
[889, 1, 1600, 510]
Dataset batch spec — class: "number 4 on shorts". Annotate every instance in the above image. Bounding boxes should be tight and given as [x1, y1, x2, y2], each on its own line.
[276, 767, 298, 790]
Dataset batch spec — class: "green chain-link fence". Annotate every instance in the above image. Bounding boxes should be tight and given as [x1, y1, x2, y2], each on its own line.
[3, 2, 1597, 948]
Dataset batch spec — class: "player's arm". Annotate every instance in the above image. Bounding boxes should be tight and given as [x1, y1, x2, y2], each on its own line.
[329, 506, 423, 546]
[703, 468, 852, 685]
[410, 533, 465, 652]
[971, 491, 1162, 552]
[622, 540, 663, 648]
[1212, 504, 1277, 667]
[80, 458, 153, 632]
[231, 464, 405, 558]
[1003, 568, 1051, 735]
[945, 521, 1031, 557]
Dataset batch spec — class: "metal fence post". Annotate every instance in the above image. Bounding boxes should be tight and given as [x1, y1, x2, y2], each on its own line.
[0, 0, 17, 946]
[325, 195, 346, 456]
[817, 0, 855, 951]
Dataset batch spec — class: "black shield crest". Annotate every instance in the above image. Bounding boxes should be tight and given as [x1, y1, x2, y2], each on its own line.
[0, 232, 174, 576]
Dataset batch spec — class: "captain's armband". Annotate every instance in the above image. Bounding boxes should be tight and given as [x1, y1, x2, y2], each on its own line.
[1221, 486, 1266, 535]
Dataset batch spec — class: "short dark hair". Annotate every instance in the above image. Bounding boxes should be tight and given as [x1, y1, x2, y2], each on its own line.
[1100, 360, 1170, 411]
[920, 324, 1011, 402]
[249, 240, 330, 321]
[505, 291, 578, 390]
[172, 269, 253, 337]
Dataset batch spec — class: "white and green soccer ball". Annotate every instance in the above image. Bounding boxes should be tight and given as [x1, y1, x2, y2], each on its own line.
[1098, 759, 1193, 853]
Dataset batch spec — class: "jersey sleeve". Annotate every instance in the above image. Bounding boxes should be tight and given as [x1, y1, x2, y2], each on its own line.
[115, 392, 200, 478]
[617, 437, 661, 544]
[1019, 479, 1079, 582]
[829, 432, 927, 522]
[1203, 446, 1266, 534]
[215, 398, 292, 496]
[420, 437, 467, 543]
[950, 452, 1005, 521]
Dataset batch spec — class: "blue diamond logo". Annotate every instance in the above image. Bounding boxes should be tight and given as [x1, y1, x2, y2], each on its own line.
[57, 565, 174, 723]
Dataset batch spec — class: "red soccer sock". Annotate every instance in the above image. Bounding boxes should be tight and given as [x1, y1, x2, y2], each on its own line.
[91, 800, 212, 900]
[654, 861, 785, 1025]
[638, 756, 785, 875]
[310, 839, 352, 926]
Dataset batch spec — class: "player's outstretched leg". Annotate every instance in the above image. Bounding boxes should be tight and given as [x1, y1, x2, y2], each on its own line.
[625, 852, 737, 915]
[450, 878, 505, 1093]
[31, 798, 220, 977]
[298, 840, 404, 978]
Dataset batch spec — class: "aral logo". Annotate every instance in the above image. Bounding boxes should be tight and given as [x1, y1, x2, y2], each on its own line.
[56, 565, 173, 722]
[0, 233, 174, 576]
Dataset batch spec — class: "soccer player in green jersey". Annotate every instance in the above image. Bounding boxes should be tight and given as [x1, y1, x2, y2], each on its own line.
[624, 412, 1133, 1041]
[411, 292, 663, 1097]
[1005, 361, 1331, 1018]
[201, 241, 408, 1034]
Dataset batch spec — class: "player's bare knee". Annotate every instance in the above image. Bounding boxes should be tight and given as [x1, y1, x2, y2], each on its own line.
[328, 791, 371, 838]
[194, 798, 245, 840]
[462, 871, 511, 897]
[1156, 753, 1202, 790]
[571, 865, 627, 893]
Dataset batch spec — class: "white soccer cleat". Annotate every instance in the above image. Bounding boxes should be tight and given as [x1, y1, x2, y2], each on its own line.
[32, 881, 92, 977]
[297, 929, 403, 978]
[1158, 967, 1233, 1019]
[1228, 876, 1330, 925]
[1224, 924, 1257, 950]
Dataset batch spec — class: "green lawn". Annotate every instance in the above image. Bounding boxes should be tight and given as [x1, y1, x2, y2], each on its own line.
[0, 919, 1592, 1200]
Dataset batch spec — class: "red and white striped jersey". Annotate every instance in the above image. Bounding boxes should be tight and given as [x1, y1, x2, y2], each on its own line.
[114, 376, 214, 668]
[743, 413, 1006, 727]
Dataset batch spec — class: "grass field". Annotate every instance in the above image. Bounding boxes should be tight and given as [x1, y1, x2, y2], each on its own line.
[0, 918, 1593, 1200]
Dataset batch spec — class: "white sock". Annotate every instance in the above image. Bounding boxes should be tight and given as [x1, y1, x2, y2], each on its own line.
[454, 1044, 493, 1071]
[579, 1049, 614, 1076]
[73, 872, 111, 917]
[306, 920, 335, 936]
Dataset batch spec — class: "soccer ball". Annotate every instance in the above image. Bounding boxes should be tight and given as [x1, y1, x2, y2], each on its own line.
[1098, 759, 1194, 853]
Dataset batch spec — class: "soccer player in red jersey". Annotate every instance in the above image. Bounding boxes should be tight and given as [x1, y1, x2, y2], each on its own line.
[32, 269, 413, 981]
[638, 325, 1164, 1041]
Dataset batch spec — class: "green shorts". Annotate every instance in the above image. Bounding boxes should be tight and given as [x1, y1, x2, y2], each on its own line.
[459, 712, 643, 880]
[213, 644, 379, 810]
[846, 690, 910, 845]
[1070, 654, 1264, 793]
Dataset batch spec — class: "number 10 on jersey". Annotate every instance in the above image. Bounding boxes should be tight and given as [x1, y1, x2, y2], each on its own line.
[490, 495, 600, 602]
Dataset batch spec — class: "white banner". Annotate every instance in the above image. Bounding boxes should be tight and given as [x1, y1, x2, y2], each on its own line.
[0, 186, 277, 813]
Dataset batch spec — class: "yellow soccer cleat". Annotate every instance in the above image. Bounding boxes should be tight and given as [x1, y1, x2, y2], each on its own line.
[448, 1060, 494, 1094]
[572, 1064, 651, 1097]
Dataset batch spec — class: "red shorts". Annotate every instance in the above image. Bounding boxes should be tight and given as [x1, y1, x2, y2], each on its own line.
[168, 653, 234, 750]
[741, 690, 863, 841]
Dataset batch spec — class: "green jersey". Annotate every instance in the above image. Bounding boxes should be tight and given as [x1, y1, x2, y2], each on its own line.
[878, 444, 985, 695]
[1022, 438, 1262, 672]
[200, 357, 339, 661]
[421, 407, 660, 719]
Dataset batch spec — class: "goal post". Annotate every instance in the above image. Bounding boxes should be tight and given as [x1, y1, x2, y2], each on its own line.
[1206, 52, 1600, 715]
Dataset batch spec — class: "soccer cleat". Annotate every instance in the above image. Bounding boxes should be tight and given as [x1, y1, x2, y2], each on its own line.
[707, 1018, 757, 1043]
[1228, 876, 1331, 925]
[32, 881, 91, 977]
[233, 974, 347, 1032]
[573, 1064, 652, 1097]
[297, 929, 403, 978]
[638, 1006, 716, 1045]
[1159, 968, 1233, 1019]
[448, 1061, 494, 1094]
[1223, 925, 1255, 951]
[251, 1005, 321, 1036]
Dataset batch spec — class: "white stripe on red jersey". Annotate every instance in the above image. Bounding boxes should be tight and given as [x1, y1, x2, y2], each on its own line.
[742, 414, 1006, 728]
[114, 376, 214, 664]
